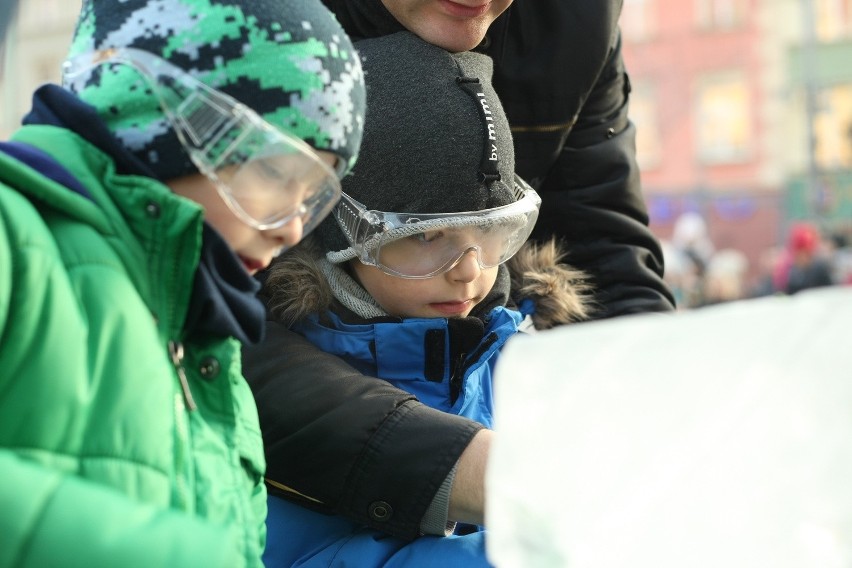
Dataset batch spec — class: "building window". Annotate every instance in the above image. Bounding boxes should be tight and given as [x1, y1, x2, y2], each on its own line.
[695, 0, 746, 30]
[815, 83, 852, 168]
[630, 81, 663, 170]
[814, 0, 852, 41]
[695, 71, 752, 164]
[622, 0, 656, 41]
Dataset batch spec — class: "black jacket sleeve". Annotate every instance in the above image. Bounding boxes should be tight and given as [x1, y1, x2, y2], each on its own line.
[533, 34, 676, 317]
[483, 0, 675, 317]
[242, 322, 484, 540]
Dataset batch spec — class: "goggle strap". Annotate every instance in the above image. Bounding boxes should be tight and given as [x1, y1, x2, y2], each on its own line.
[334, 195, 370, 246]
[161, 76, 254, 168]
[174, 88, 236, 150]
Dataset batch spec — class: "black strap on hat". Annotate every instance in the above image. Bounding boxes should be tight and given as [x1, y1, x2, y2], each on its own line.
[456, 76, 501, 187]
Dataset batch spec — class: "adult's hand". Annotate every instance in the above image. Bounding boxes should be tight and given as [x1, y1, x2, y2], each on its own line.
[448, 428, 492, 526]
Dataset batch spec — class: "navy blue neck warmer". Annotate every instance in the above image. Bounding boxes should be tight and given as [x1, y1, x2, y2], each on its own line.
[20, 84, 265, 345]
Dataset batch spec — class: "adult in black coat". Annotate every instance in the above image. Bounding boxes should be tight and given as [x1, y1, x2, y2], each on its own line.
[244, 0, 676, 541]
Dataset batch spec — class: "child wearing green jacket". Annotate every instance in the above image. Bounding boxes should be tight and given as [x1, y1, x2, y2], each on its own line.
[0, 0, 364, 565]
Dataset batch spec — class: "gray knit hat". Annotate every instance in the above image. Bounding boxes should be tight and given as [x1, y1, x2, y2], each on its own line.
[315, 31, 516, 260]
[64, 0, 365, 179]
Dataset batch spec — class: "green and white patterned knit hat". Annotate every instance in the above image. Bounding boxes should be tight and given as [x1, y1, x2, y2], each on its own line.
[65, 0, 365, 180]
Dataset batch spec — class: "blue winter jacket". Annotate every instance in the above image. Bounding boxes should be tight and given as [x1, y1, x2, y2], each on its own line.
[264, 306, 524, 567]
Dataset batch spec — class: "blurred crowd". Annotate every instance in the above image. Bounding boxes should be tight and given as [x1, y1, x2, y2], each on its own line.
[661, 212, 851, 309]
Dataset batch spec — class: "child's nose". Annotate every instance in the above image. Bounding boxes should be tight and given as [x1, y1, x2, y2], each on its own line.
[448, 248, 482, 283]
[267, 214, 304, 249]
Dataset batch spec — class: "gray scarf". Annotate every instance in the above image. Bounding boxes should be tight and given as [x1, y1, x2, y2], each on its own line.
[319, 258, 512, 322]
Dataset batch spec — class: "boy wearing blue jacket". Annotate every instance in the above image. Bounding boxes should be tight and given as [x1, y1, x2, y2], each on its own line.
[259, 31, 591, 567]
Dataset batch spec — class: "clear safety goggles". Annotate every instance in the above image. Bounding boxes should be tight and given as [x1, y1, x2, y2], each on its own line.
[62, 47, 343, 233]
[334, 175, 541, 279]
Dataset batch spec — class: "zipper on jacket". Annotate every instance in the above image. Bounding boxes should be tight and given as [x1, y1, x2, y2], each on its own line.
[449, 352, 468, 405]
[510, 117, 577, 134]
[450, 330, 503, 404]
[168, 340, 197, 412]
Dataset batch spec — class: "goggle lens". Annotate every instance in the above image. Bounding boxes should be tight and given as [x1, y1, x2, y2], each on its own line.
[333, 175, 541, 279]
[373, 217, 534, 278]
[215, 147, 341, 232]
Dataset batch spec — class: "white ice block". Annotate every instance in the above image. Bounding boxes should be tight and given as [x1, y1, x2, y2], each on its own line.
[486, 287, 852, 568]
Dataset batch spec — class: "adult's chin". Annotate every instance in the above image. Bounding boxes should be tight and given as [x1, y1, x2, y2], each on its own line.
[417, 21, 491, 52]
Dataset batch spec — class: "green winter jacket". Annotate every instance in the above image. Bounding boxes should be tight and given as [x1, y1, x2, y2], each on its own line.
[0, 125, 266, 567]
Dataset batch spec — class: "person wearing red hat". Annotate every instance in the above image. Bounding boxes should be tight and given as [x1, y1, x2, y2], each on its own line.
[783, 222, 835, 294]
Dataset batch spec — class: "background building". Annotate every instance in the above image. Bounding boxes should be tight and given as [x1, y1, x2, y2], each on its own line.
[621, 0, 852, 289]
[0, 0, 77, 137]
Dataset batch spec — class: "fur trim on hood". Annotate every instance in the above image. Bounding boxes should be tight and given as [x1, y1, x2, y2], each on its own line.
[262, 236, 335, 328]
[261, 235, 594, 329]
[506, 238, 594, 329]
